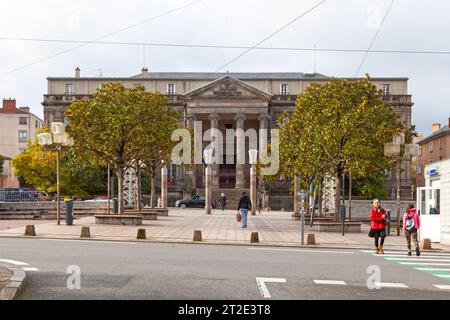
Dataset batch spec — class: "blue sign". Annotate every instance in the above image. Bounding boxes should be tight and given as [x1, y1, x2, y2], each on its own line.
[426, 168, 438, 176]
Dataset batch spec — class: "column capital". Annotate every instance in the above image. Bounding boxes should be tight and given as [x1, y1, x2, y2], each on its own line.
[234, 113, 246, 122]
[186, 113, 197, 121]
[258, 112, 270, 122]
[208, 113, 221, 121]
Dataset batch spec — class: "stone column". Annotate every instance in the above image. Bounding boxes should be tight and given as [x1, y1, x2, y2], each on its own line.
[250, 165, 257, 215]
[209, 113, 220, 190]
[161, 166, 168, 209]
[235, 114, 246, 189]
[205, 165, 212, 214]
[185, 113, 196, 195]
[258, 113, 270, 189]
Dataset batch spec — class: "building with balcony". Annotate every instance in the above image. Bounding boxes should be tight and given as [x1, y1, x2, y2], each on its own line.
[42, 68, 414, 207]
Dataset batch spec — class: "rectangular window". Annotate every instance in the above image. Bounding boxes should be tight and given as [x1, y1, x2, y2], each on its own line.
[65, 83, 74, 95]
[19, 117, 27, 125]
[429, 142, 434, 153]
[419, 146, 422, 156]
[382, 84, 390, 95]
[18, 130, 28, 143]
[35, 120, 39, 129]
[417, 165, 422, 174]
[280, 84, 288, 95]
[167, 84, 176, 95]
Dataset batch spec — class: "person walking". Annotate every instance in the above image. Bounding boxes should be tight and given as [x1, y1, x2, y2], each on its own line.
[237, 192, 252, 228]
[219, 193, 227, 212]
[369, 199, 387, 254]
[403, 204, 421, 256]
[257, 192, 263, 214]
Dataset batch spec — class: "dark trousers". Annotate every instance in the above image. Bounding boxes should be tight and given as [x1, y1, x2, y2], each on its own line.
[374, 229, 386, 247]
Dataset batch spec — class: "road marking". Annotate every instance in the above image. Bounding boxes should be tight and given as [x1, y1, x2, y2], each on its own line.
[255, 277, 287, 299]
[399, 262, 450, 266]
[415, 267, 450, 271]
[22, 267, 39, 272]
[434, 285, 450, 290]
[363, 250, 450, 257]
[378, 254, 450, 258]
[314, 280, 347, 285]
[386, 258, 450, 262]
[433, 274, 450, 278]
[0, 259, 29, 266]
[248, 248, 355, 254]
[374, 282, 408, 288]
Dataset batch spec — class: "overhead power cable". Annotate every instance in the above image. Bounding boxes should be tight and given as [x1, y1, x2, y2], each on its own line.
[0, 0, 206, 77]
[2, 36, 450, 56]
[213, 0, 328, 72]
[354, 0, 395, 76]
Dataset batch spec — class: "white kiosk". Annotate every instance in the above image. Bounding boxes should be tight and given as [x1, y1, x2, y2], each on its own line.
[417, 159, 450, 245]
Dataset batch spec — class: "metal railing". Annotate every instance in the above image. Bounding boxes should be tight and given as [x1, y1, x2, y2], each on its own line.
[0, 190, 45, 202]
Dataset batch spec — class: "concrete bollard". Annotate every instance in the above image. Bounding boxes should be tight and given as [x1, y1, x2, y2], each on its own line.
[24, 225, 36, 236]
[137, 229, 147, 240]
[80, 226, 91, 238]
[193, 230, 202, 242]
[306, 234, 316, 245]
[421, 238, 432, 250]
[250, 232, 259, 244]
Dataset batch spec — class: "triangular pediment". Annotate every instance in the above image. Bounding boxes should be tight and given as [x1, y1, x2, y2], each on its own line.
[183, 76, 272, 100]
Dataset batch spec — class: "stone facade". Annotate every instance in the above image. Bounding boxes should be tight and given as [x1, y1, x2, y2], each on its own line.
[42, 69, 414, 202]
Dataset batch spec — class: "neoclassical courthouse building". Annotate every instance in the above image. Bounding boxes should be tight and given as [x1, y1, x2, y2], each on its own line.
[42, 68, 414, 207]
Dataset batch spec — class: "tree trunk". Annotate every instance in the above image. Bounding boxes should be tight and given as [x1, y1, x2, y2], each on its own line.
[349, 172, 352, 221]
[135, 163, 142, 211]
[334, 167, 342, 221]
[150, 174, 156, 208]
[117, 167, 124, 214]
[310, 183, 318, 227]
[318, 177, 323, 217]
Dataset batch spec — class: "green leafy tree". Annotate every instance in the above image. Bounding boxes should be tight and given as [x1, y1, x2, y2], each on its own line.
[65, 82, 175, 213]
[279, 77, 402, 220]
[12, 129, 106, 195]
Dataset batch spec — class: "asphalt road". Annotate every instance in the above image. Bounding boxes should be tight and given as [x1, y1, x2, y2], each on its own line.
[0, 238, 449, 300]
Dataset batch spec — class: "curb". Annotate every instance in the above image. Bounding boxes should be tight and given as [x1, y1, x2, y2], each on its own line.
[0, 263, 27, 300]
[1, 234, 449, 253]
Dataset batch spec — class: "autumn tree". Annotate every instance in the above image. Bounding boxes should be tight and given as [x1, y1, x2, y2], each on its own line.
[12, 128, 106, 195]
[65, 82, 176, 213]
[279, 77, 402, 221]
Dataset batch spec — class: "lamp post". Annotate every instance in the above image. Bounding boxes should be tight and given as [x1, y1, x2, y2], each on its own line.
[204, 149, 213, 215]
[161, 161, 168, 209]
[249, 149, 258, 216]
[37, 123, 73, 225]
[300, 189, 306, 245]
[384, 133, 419, 236]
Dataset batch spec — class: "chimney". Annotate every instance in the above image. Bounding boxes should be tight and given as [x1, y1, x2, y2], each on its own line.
[19, 106, 30, 113]
[2, 98, 16, 113]
[448, 117, 450, 128]
[432, 123, 441, 133]
[141, 67, 149, 77]
[75, 67, 80, 78]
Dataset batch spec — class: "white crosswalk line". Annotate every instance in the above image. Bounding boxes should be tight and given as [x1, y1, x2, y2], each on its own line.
[0, 259, 29, 266]
[374, 282, 408, 288]
[433, 274, 450, 278]
[386, 258, 450, 262]
[399, 262, 450, 266]
[380, 254, 450, 258]
[434, 285, 450, 290]
[22, 267, 39, 272]
[415, 267, 450, 271]
[314, 280, 347, 285]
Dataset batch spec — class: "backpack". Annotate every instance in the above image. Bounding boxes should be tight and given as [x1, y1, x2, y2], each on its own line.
[405, 215, 415, 231]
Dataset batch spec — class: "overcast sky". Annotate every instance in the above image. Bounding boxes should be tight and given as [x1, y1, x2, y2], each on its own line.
[0, 0, 449, 135]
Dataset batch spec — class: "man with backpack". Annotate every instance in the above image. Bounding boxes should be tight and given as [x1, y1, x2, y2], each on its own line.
[403, 204, 421, 256]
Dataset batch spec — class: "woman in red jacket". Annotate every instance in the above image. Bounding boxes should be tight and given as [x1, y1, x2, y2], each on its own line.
[369, 199, 387, 254]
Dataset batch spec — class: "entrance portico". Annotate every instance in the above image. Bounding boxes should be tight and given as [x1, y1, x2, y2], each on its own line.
[183, 76, 272, 191]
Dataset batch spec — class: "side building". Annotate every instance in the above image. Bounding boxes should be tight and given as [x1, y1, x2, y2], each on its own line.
[42, 68, 414, 207]
[0, 99, 44, 188]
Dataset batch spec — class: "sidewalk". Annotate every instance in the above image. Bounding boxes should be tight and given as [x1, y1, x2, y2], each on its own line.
[0, 209, 449, 252]
[0, 264, 26, 300]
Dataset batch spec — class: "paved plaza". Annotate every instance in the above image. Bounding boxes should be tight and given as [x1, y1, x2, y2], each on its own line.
[0, 208, 449, 252]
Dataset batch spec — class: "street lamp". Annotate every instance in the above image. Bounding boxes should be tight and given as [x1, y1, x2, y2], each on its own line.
[384, 132, 419, 236]
[204, 149, 213, 215]
[249, 149, 258, 215]
[37, 122, 73, 225]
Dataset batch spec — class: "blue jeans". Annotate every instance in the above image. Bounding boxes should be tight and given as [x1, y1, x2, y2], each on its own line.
[240, 209, 248, 227]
